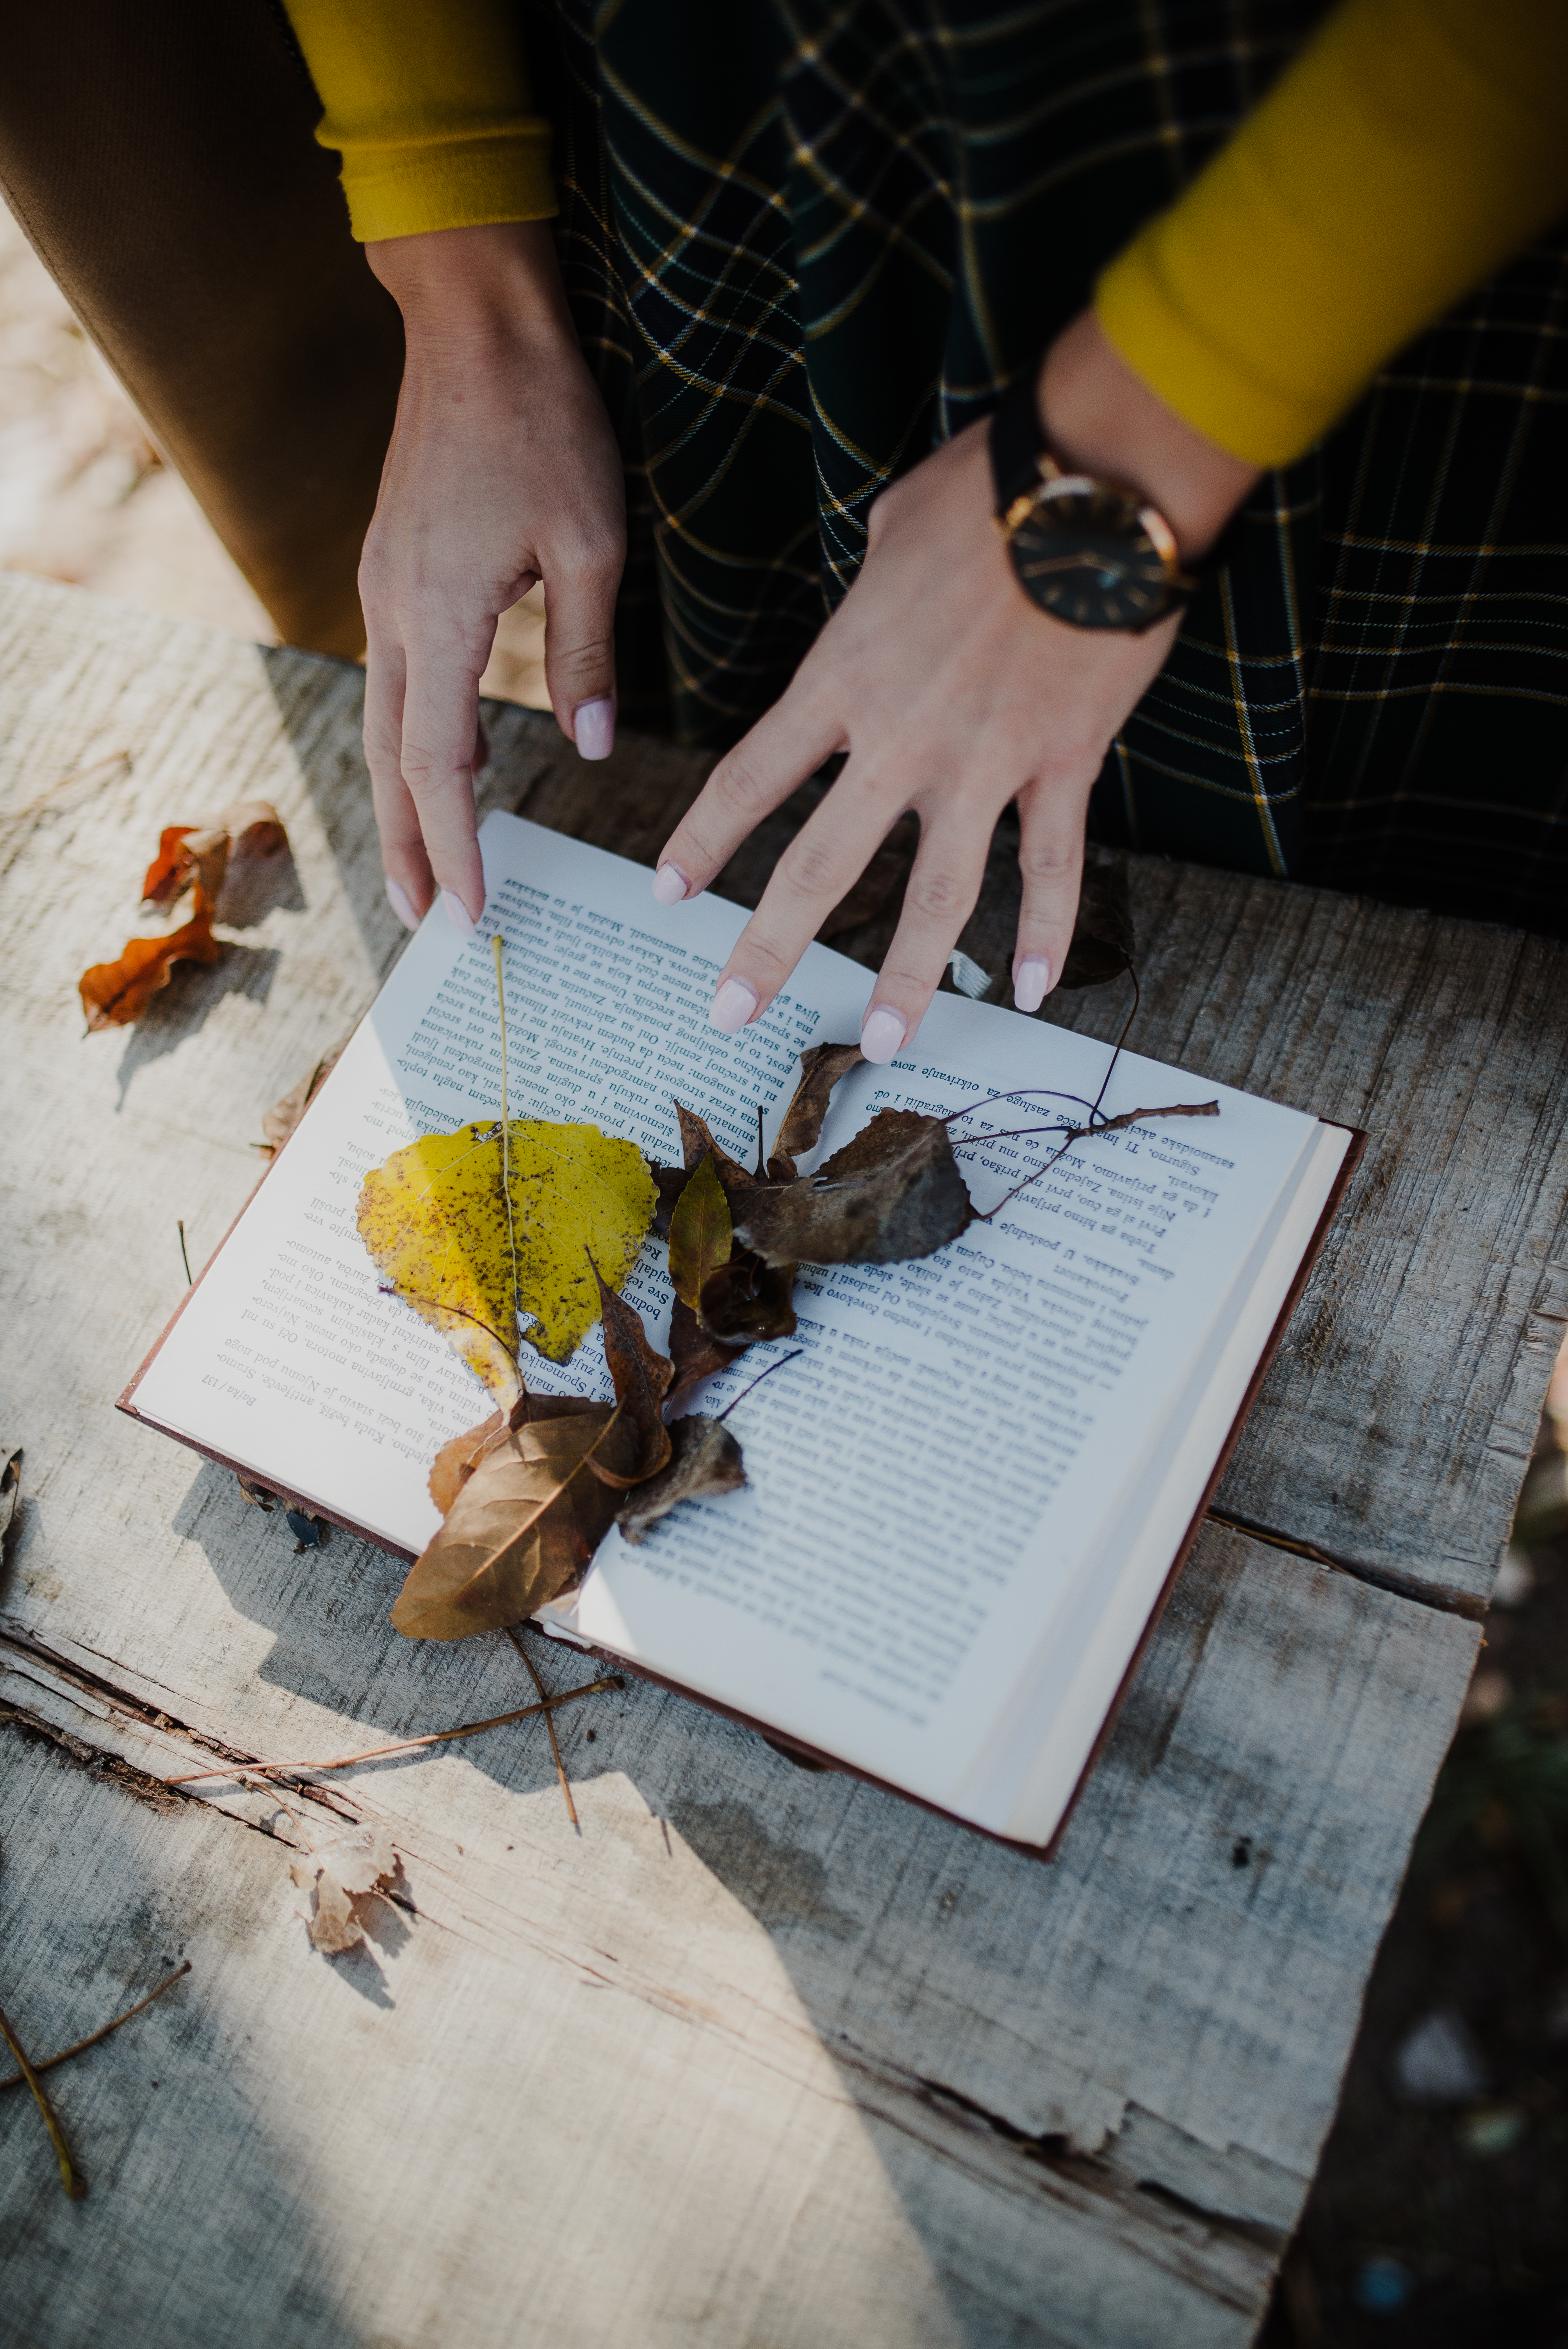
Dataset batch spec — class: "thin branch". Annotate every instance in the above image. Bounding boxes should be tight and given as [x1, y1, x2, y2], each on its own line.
[492, 933, 520, 1354]
[504, 1625, 578, 1829]
[0, 1964, 191, 2095]
[177, 1220, 193, 1285]
[0, 2000, 85, 2198]
[717, 1347, 804, 1422]
[164, 1679, 620, 1786]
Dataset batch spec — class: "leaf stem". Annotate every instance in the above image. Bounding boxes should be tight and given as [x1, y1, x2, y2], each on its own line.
[493, 932, 519, 1356]
[504, 1624, 579, 1829]
[0, 2000, 86, 2198]
[177, 1220, 192, 1285]
[716, 1347, 804, 1422]
[163, 1679, 621, 1787]
[0, 1964, 191, 2096]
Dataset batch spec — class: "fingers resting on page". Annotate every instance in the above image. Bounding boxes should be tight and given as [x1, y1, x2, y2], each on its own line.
[652, 420, 1181, 1062]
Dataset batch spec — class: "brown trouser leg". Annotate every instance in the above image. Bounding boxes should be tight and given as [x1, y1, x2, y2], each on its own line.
[0, 0, 402, 656]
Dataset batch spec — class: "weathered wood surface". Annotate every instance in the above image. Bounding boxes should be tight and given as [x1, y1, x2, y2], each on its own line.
[0, 572, 1546, 2347]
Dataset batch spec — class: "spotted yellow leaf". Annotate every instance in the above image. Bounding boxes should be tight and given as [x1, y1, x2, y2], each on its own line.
[357, 1118, 657, 1401]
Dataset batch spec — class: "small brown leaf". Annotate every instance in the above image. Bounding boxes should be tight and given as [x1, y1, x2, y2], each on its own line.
[0, 1447, 20, 1553]
[290, 1824, 398, 1953]
[589, 1265, 673, 1486]
[140, 825, 198, 907]
[698, 1249, 798, 1342]
[674, 1104, 754, 1195]
[617, 1415, 747, 1544]
[140, 799, 288, 914]
[428, 1394, 611, 1515]
[396, 1406, 623, 1638]
[771, 1042, 864, 1173]
[80, 884, 223, 1029]
[668, 1297, 748, 1409]
[668, 1154, 734, 1309]
[736, 1108, 974, 1266]
[649, 1162, 690, 1239]
[258, 1044, 342, 1155]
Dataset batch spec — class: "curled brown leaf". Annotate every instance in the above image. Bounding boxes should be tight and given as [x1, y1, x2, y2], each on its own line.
[397, 1404, 623, 1638]
[616, 1415, 747, 1545]
[698, 1249, 798, 1342]
[79, 884, 223, 1030]
[668, 1296, 748, 1409]
[770, 1041, 864, 1176]
[736, 1108, 974, 1267]
[588, 1264, 673, 1486]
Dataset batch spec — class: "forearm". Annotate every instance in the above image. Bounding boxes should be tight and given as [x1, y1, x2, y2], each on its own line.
[1096, 0, 1568, 467]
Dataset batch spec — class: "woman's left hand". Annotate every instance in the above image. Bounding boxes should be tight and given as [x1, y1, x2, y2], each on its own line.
[651, 310, 1256, 1061]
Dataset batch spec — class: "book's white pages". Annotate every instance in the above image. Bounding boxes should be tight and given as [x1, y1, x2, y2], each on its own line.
[129, 813, 1351, 1846]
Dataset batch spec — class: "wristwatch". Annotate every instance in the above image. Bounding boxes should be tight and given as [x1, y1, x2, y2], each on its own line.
[988, 367, 1197, 633]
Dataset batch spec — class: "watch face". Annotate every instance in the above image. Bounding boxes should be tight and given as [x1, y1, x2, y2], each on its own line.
[1007, 483, 1174, 629]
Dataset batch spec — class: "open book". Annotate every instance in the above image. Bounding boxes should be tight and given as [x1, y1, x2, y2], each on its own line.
[123, 813, 1357, 1849]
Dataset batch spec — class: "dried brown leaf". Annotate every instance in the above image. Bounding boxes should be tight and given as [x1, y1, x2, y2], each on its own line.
[427, 1394, 611, 1515]
[79, 884, 223, 1029]
[258, 1044, 342, 1155]
[650, 1161, 690, 1239]
[674, 1103, 754, 1195]
[290, 1824, 398, 1954]
[617, 1415, 747, 1544]
[589, 1265, 673, 1486]
[698, 1249, 798, 1342]
[140, 799, 287, 913]
[771, 1041, 864, 1173]
[396, 1405, 623, 1638]
[735, 1108, 974, 1266]
[668, 1297, 748, 1409]
[668, 1153, 734, 1308]
[0, 1448, 20, 1552]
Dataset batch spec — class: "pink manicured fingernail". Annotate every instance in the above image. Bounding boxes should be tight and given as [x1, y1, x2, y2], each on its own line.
[441, 886, 479, 937]
[860, 1005, 907, 1064]
[651, 862, 690, 906]
[710, 976, 759, 1034]
[385, 875, 420, 931]
[1013, 954, 1051, 1012]
[574, 697, 615, 761]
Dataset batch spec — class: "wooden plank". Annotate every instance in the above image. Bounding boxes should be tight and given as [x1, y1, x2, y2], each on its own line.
[2, 1518, 1476, 2349]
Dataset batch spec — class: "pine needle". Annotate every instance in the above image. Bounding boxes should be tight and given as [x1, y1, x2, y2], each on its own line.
[0, 1963, 190, 2095]
[164, 1679, 620, 1786]
[505, 1624, 579, 1829]
[0, 1999, 85, 2198]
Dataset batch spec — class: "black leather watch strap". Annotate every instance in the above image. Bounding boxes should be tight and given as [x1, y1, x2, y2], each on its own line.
[989, 367, 1049, 515]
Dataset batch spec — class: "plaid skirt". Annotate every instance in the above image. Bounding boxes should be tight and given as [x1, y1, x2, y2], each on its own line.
[522, 0, 1568, 934]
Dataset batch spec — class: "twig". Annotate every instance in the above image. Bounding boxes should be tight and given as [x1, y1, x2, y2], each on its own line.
[0, 2000, 85, 2198]
[492, 933, 520, 1350]
[717, 1348, 804, 1422]
[504, 1625, 578, 1829]
[0, 747, 131, 829]
[177, 1219, 193, 1286]
[163, 1680, 620, 1786]
[0, 1963, 191, 2095]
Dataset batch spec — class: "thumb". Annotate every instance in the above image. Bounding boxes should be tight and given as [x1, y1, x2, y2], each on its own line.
[542, 547, 622, 762]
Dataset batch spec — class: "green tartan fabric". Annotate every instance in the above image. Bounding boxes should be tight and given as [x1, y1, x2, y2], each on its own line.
[520, 0, 1568, 935]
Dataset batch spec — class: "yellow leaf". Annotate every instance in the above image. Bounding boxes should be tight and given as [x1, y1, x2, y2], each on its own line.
[357, 1118, 657, 1399]
[667, 1151, 732, 1310]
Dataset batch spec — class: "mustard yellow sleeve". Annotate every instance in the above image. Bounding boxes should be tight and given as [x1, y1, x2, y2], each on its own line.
[283, 0, 554, 242]
[1096, 0, 1568, 467]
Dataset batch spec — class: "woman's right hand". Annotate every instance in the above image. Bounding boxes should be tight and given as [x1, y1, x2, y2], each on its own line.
[361, 222, 625, 930]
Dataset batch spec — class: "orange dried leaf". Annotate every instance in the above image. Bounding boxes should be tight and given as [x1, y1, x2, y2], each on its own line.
[79, 886, 223, 1031]
[140, 825, 198, 907]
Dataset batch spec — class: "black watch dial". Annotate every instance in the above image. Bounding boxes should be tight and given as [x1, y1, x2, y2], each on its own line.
[1007, 483, 1177, 631]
